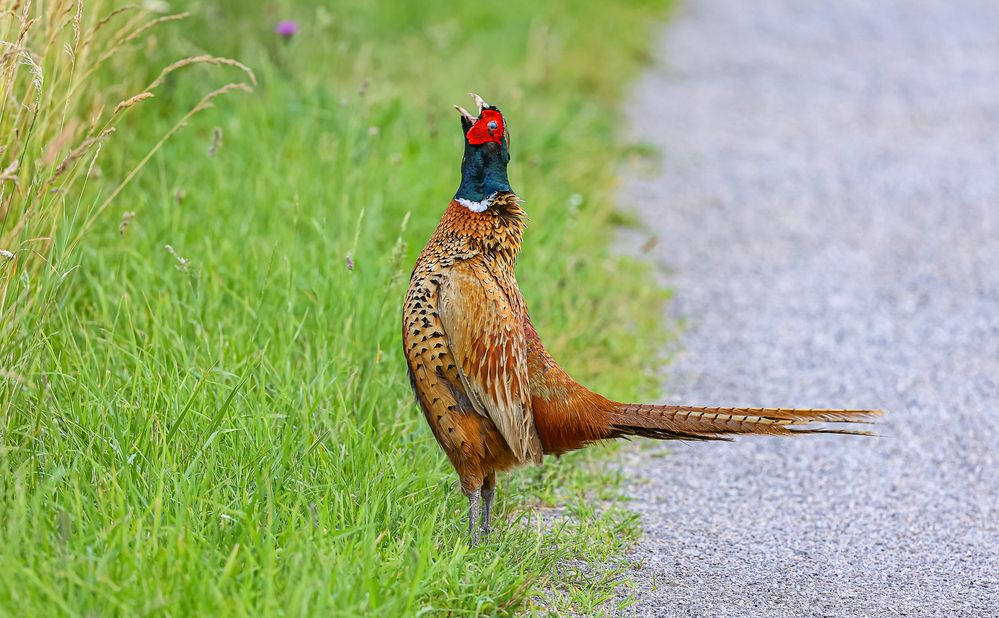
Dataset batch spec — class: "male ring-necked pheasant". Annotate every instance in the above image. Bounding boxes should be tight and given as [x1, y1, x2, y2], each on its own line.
[403, 94, 879, 543]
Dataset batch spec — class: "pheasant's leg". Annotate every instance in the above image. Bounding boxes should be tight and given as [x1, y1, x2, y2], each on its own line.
[481, 473, 496, 536]
[464, 487, 482, 545]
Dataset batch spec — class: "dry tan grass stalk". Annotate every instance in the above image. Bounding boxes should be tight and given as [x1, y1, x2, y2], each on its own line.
[75, 81, 253, 246]
[1, 0, 254, 348]
[0, 249, 16, 337]
[113, 91, 152, 114]
[52, 126, 114, 180]
[79, 5, 139, 52]
[119, 10, 187, 46]
[41, 0, 74, 53]
[190, 82, 253, 113]
[39, 118, 81, 167]
[147, 54, 257, 91]
[70, 11, 188, 101]
[2, 122, 112, 245]
[0, 159, 19, 189]
[1, 40, 44, 111]
[71, 0, 81, 46]
[15, 9, 36, 47]
[85, 142, 101, 179]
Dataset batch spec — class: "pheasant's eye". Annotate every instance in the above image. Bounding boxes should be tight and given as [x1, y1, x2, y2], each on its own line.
[487, 120, 499, 131]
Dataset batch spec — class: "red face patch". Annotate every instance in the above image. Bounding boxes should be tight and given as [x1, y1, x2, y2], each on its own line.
[465, 109, 505, 145]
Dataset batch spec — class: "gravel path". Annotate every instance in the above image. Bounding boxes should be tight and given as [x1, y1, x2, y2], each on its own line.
[616, 1, 999, 616]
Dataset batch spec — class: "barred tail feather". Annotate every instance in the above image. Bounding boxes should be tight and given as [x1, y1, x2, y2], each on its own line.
[608, 403, 882, 442]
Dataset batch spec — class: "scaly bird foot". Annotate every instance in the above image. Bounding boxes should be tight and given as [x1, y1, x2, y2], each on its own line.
[465, 487, 481, 545]
[480, 484, 495, 537]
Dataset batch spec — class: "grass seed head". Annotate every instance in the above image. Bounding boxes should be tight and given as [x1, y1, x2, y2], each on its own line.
[164, 244, 191, 273]
[118, 211, 135, 236]
[208, 127, 223, 157]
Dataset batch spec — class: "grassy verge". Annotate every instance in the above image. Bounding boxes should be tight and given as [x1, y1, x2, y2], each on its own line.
[1, 0, 669, 615]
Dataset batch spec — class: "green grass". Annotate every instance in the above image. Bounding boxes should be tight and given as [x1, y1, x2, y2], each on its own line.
[1, 1, 670, 615]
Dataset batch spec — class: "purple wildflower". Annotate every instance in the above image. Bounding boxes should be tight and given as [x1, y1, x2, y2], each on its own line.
[345, 256, 354, 271]
[276, 20, 299, 38]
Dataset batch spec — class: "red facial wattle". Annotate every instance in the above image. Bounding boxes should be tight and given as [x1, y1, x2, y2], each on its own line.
[466, 109, 505, 145]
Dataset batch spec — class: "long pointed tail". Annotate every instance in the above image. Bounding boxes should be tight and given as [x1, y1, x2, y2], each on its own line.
[608, 403, 882, 441]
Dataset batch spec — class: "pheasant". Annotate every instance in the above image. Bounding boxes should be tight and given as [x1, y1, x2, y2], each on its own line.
[402, 94, 880, 543]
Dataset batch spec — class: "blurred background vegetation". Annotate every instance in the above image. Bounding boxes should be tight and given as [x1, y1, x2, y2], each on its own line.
[1, 0, 669, 614]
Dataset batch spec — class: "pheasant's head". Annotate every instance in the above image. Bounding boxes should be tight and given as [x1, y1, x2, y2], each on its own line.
[453, 93, 513, 212]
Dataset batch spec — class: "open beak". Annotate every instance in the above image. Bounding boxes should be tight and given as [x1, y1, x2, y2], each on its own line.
[455, 92, 489, 133]
[455, 93, 499, 135]
[454, 104, 477, 132]
[469, 92, 490, 114]
[455, 93, 492, 122]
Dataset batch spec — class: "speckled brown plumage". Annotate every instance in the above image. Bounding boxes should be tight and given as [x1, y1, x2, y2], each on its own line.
[403, 195, 537, 490]
[403, 95, 881, 543]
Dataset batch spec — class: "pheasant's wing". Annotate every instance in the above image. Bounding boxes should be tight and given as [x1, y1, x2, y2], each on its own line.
[438, 260, 542, 464]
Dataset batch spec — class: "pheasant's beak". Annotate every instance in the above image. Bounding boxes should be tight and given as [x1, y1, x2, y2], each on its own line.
[454, 104, 476, 132]
[469, 92, 490, 114]
[455, 93, 493, 133]
[456, 93, 508, 151]
[454, 92, 496, 133]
